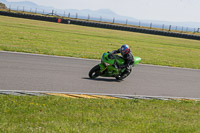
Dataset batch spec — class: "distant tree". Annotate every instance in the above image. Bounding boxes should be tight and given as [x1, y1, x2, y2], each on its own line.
[0, 2, 7, 9]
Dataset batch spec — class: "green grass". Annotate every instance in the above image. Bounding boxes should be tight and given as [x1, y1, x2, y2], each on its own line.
[1, 95, 200, 132]
[0, 15, 200, 69]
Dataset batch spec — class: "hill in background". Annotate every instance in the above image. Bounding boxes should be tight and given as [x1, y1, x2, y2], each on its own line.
[0, 2, 7, 9]
[0, 0, 199, 30]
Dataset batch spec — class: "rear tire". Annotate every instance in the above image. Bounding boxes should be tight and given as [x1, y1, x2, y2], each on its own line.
[115, 75, 124, 80]
[115, 69, 131, 80]
[89, 65, 101, 79]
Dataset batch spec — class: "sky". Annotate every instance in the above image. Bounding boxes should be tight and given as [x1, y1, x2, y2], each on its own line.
[7, 0, 200, 22]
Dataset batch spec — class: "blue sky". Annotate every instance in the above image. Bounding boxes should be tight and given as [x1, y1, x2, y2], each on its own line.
[7, 0, 200, 22]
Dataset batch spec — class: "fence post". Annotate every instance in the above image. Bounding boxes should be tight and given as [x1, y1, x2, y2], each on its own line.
[9, 5, 11, 12]
[68, 13, 70, 18]
[88, 14, 90, 20]
[126, 19, 128, 25]
[162, 24, 164, 31]
[169, 25, 171, 31]
[76, 13, 78, 19]
[23, 6, 24, 12]
[150, 23, 152, 29]
[52, 10, 54, 16]
[113, 18, 115, 23]
[181, 26, 184, 33]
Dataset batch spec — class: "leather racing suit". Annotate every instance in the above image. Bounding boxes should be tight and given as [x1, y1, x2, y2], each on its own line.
[111, 48, 134, 77]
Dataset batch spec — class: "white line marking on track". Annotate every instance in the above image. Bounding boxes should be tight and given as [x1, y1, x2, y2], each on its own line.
[0, 51, 99, 61]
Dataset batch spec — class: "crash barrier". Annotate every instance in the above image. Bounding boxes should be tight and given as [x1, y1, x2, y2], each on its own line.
[0, 11, 200, 40]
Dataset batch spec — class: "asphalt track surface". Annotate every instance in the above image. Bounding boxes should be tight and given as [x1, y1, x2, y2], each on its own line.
[1, 51, 200, 98]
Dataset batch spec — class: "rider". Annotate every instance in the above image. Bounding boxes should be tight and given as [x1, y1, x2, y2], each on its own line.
[110, 44, 134, 77]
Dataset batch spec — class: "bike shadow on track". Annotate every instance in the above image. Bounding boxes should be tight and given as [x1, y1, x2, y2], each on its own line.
[82, 77, 122, 82]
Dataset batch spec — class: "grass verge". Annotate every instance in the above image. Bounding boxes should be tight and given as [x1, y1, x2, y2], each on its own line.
[1, 95, 200, 132]
[0, 15, 200, 69]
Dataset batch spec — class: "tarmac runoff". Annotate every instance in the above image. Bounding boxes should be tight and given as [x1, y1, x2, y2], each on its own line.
[1, 90, 200, 101]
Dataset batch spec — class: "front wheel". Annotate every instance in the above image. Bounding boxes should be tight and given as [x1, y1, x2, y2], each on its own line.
[89, 65, 101, 79]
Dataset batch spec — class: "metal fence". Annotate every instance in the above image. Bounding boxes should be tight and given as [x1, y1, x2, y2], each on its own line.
[1, 6, 200, 40]
[6, 5, 200, 34]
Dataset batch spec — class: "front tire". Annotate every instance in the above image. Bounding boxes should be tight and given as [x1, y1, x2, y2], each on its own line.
[89, 65, 101, 79]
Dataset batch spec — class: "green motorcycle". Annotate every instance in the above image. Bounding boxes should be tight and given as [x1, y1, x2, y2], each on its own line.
[89, 52, 141, 80]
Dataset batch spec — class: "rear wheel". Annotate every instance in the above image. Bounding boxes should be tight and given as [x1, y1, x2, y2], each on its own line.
[115, 69, 131, 80]
[89, 65, 101, 79]
[115, 75, 124, 80]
